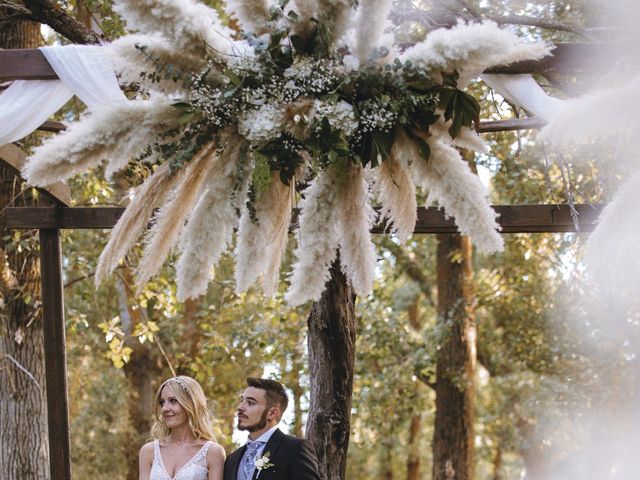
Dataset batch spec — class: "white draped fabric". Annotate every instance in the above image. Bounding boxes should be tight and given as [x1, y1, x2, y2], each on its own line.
[0, 45, 564, 146]
[0, 45, 126, 146]
[481, 73, 564, 121]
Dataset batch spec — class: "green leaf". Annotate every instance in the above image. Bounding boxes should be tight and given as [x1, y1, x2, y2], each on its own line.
[171, 102, 192, 110]
[290, 34, 307, 54]
[439, 88, 480, 139]
[405, 128, 430, 160]
[224, 68, 242, 87]
[178, 112, 196, 124]
[371, 130, 395, 165]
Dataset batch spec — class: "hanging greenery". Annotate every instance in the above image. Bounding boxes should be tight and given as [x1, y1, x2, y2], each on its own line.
[23, 0, 551, 304]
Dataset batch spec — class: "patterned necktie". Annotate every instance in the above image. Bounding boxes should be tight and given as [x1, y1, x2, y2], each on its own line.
[241, 440, 261, 480]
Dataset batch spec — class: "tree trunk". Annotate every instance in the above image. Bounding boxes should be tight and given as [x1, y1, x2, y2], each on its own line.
[306, 258, 356, 480]
[0, 5, 42, 49]
[291, 366, 304, 438]
[0, 12, 49, 479]
[491, 446, 503, 480]
[380, 439, 394, 480]
[406, 301, 423, 480]
[432, 234, 476, 480]
[406, 415, 422, 480]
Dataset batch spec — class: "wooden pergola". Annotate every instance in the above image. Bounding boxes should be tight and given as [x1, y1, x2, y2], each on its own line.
[0, 45, 606, 480]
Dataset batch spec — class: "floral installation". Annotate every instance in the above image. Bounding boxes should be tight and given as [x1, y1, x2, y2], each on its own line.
[23, 0, 551, 304]
[254, 451, 275, 477]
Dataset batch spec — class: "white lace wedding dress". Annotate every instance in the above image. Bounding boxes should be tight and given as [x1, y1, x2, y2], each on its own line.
[150, 440, 212, 480]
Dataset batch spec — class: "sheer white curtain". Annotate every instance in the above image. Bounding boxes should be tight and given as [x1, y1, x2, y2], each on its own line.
[0, 45, 126, 146]
[481, 73, 563, 121]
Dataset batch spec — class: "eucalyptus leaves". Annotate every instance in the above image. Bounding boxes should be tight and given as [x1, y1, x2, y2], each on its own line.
[23, 0, 551, 304]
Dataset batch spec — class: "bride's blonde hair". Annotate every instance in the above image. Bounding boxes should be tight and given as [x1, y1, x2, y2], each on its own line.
[151, 376, 216, 441]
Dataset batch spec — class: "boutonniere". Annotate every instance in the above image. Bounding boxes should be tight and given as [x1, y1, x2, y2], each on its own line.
[254, 451, 275, 477]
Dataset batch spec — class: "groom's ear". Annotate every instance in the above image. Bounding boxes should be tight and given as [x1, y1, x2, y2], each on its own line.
[267, 405, 281, 422]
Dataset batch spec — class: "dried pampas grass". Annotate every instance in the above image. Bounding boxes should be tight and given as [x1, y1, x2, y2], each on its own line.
[373, 133, 417, 242]
[412, 136, 503, 253]
[335, 164, 376, 297]
[235, 171, 295, 296]
[136, 142, 217, 291]
[176, 137, 249, 300]
[225, 0, 273, 35]
[24, 97, 177, 186]
[285, 170, 340, 305]
[354, 0, 393, 63]
[112, 0, 235, 60]
[95, 162, 179, 286]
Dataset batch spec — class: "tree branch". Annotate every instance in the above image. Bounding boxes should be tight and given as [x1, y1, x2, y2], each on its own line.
[0, 1, 31, 16]
[489, 14, 583, 35]
[390, 2, 583, 36]
[415, 371, 436, 391]
[21, 0, 103, 44]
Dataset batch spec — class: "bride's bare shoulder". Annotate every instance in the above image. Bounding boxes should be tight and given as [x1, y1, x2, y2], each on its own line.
[206, 442, 226, 463]
[139, 441, 155, 458]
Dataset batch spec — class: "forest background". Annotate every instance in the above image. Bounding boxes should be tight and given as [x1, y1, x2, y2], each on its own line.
[0, 0, 627, 479]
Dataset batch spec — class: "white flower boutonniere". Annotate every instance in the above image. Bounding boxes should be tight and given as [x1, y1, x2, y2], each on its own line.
[254, 451, 275, 477]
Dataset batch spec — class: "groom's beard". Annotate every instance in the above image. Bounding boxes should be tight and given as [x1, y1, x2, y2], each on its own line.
[238, 408, 269, 432]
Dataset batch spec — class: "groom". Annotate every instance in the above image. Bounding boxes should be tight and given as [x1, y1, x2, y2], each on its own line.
[223, 377, 321, 480]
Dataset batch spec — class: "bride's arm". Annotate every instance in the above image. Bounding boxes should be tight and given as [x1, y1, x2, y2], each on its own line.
[207, 443, 226, 480]
[139, 442, 154, 480]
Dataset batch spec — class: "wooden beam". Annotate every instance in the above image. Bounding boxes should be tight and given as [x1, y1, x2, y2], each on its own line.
[3, 206, 123, 229]
[2, 204, 602, 232]
[373, 204, 601, 234]
[0, 49, 56, 81]
[477, 117, 546, 133]
[39, 120, 67, 133]
[39, 229, 72, 480]
[0, 144, 70, 206]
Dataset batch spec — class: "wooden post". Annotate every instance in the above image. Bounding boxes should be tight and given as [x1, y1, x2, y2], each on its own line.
[39, 228, 71, 480]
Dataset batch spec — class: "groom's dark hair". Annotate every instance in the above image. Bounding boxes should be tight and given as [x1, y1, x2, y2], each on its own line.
[247, 377, 289, 420]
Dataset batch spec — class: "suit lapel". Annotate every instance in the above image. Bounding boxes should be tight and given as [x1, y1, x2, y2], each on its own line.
[252, 428, 285, 480]
[228, 445, 246, 480]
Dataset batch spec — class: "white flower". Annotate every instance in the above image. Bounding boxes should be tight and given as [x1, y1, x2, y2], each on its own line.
[238, 103, 284, 142]
[313, 99, 358, 136]
[342, 54, 359, 72]
[254, 452, 274, 477]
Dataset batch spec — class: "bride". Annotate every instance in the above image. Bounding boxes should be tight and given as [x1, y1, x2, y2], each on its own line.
[139, 376, 225, 480]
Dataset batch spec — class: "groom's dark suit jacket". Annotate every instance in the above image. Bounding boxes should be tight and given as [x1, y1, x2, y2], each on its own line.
[223, 428, 320, 480]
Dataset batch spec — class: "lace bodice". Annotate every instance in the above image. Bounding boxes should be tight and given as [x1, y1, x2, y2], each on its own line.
[150, 440, 212, 480]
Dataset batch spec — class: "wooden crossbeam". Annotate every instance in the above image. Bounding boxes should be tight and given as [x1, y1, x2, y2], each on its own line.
[0, 49, 55, 80]
[0, 44, 625, 82]
[2, 204, 602, 232]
